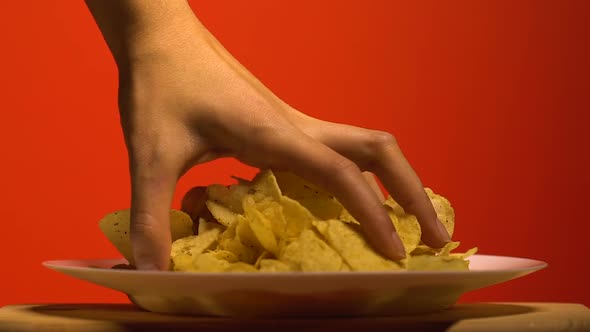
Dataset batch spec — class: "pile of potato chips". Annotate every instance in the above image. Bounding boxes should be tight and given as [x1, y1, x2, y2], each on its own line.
[100, 170, 476, 272]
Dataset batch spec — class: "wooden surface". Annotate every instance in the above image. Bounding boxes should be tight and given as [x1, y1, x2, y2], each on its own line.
[0, 303, 589, 332]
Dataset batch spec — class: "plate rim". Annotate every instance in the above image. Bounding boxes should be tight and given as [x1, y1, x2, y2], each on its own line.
[42, 254, 548, 277]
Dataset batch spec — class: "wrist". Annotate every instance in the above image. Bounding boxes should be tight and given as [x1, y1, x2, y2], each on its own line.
[86, 0, 204, 69]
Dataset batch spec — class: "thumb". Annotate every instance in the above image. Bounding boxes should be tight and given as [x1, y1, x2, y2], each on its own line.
[129, 155, 178, 271]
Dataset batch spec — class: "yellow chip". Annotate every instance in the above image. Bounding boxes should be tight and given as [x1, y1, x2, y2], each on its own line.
[258, 259, 294, 272]
[210, 249, 239, 263]
[315, 219, 402, 271]
[425, 188, 455, 238]
[337, 208, 360, 225]
[235, 215, 264, 255]
[274, 171, 343, 220]
[280, 229, 344, 272]
[230, 175, 250, 186]
[103, 169, 473, 274]
[410, 244, 438, 256]
[243, 196, 279, 256]
[99, 209, 193, 265]
[192, 252, 231, 272]
[280, 196, 315, 238]
[407, 255, 469, 271]
[225, 262, 258, 272]
[170, 253, 196, 272]
[450, 247, 478, 259]
[217, 221, 258, 264]
[256, 200, 287, 240]
[205, 200, 239, 227]
[197, 218, 225, 235]
[383, 196, 406, 219]
[170, 227, 221, 271]
[337, 203, 421, 256]
[385, 205, 421, 254]
[439, 241, 461, 256]
[254, 251, 270, 268]
[206, 183, 250, 214]
[191, 251, 257, 272]
[249, 169, 282, 202]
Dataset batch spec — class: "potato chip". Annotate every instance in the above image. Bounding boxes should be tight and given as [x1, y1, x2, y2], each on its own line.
[181, 186, 215, 226]
[225, 262, 258, 272]
[217, 221, 258, 264]
[314, 219, 401, 271]
[206, 184, 231, 204]
[256, 200, 287, 240]
[170, 253, 196, 272]
[410, 244, 438, 256]
[207, 183, 250, 214]
[383, 196, 404, 215]
[205, 200, 239, 227]
[410, 241, 477, 265]
[280, 196, 315, 238]
[170, 232, 217, 259]
[337, 208, 360, 225]
[235, 215, 264, 255]
[439, 241, 461, 256]
[338, 203, 421, 255]
[210, 249, 239, 263]
[191, 251, 257, 272]
[258, 259, 294, 272]
[385, 205, 421, 254]
[450, 247, 478, 259]
[249, 170, 282, 202]
[243, 196, 279, 256]
[192, 252, 231, 272]
[274, 171, 343, 220]
[103, 169, 474, 274]
[99, 209, 193, 265]
[254, 251, 270, 268]
[230, 175, 251, 186]
[280, 229, 344, 272]
[407, 255, 469, 271]
[425, 188, 455, 238]
[170, 227, 221, 271]
[197, 218, 225, 235]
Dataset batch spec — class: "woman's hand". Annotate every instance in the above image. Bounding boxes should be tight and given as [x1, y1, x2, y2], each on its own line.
[86, 0, 451, 270]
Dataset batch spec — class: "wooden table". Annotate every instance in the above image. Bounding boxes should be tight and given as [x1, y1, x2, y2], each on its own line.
[0, 303, 589, 332]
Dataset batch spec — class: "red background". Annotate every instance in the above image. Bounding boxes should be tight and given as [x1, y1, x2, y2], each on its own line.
[0, 1, 588, 306]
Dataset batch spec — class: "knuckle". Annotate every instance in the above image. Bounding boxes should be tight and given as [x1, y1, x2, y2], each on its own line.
[129, 210, 158, 235]
[239, 124, 288, 160]
[248, 125, 279, 147]
[369, 130, 398, 152]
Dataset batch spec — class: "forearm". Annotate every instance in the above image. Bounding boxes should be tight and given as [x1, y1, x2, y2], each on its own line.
[85, 0, 203, 67]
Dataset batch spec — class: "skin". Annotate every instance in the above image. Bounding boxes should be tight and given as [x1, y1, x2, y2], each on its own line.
[85, 0, 451, 271]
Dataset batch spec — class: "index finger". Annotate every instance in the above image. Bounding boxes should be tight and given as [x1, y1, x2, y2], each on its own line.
[370, 133, 451, 248]
[258, 130, 407, 261]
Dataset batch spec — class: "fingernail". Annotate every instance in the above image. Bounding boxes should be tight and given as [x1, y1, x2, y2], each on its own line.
[390, 231, 407, 260]
[436, 218, 452, 243]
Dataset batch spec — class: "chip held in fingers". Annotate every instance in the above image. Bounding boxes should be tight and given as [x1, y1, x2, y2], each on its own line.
[99, 170, 477, 272]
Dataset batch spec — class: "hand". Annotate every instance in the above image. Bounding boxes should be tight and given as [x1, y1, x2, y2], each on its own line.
[86, 0, 451, 270]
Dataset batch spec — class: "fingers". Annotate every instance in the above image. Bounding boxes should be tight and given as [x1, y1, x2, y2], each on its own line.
[128, 151, 179, 270]
[309, 122, 451, 248]
[362, 172, 385, 202]
[371, 136, 451, 247]
[248, 129, 406, 260]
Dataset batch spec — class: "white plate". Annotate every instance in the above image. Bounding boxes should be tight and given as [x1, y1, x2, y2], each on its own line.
[43, 255, 546, 317]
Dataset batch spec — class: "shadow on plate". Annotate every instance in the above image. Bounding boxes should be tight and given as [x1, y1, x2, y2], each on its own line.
[28, 302, 536, 332]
